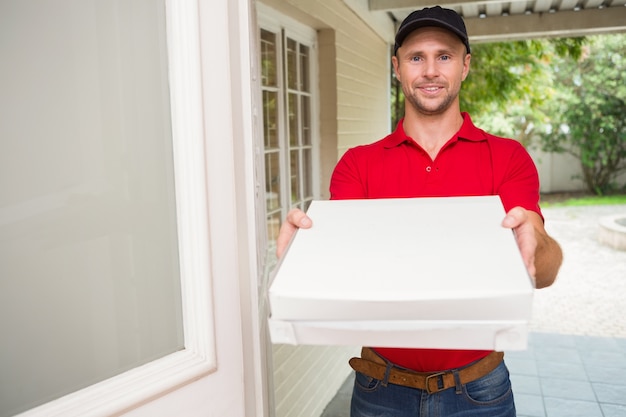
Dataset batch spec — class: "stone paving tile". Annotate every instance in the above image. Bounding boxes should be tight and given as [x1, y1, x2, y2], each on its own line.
[601, 403, 626, 417]
[533, 345, 583, 364]
[539, 377, 596, 401]
[535, 360, 588, 381]
[585, 364, 626, 382]
[575, 335, 624, 352]
[543, 397, 603, 417]
[582, 349, 626, 368]
[515, 393, 545, 416]
[510, 374, 542, 395]
[505, 356, 539, 377]
[592, 382, 626, 406]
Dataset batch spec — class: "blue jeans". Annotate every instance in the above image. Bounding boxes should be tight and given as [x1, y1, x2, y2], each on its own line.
[350, 361, 515, 417]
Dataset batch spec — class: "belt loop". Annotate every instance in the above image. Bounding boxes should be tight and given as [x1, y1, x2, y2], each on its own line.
[453, 370, 462, 394]
[381, 362, 392, 387]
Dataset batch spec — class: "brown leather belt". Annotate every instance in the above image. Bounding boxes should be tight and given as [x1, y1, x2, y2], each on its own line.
[349, 348, 504, 394]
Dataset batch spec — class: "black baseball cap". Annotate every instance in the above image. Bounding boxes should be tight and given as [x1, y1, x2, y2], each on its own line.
[394, 6, 470, 55]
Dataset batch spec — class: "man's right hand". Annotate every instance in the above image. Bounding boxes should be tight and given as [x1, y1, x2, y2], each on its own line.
[276, 208, 312, 258]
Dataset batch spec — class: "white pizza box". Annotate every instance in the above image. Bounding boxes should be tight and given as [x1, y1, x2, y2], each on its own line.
[268, 196, 534, 349]
[268, 319, 529, 351]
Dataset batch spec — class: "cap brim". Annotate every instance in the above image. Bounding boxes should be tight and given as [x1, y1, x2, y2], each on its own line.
[395, 18, 469, 53]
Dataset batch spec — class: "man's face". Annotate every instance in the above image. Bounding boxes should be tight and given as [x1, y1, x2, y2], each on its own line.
[392, 27, 471, 117]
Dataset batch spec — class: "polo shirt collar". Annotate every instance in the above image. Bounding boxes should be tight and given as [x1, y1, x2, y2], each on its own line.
[384, 112, 488, 148]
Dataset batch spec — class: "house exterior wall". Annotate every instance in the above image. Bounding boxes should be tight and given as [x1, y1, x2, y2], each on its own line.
[257, 1, 392, 416]
[333, 15, 391, 157]
[323, 18, 391, 197]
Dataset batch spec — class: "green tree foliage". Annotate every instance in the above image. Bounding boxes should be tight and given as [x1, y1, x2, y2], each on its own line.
[462, 40, 546, 116]
[462, 38, 584, 145]
[537, 34, 626, 194]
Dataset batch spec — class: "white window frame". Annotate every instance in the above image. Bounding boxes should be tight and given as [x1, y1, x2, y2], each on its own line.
[17, 2, 217, 415]
[257, 4, 320, 255]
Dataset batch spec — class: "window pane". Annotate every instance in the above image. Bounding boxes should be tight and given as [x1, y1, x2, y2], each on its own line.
[299, 44, 310, 92]
[301, 95, 311, 146]
[265, 151, 281, 211]
[303, 148, 313, 199]
[0, 1, 183, 414]
[260, 26, 315, 265]
[288, 93, 298, 146]
[286, 38, 297, 90]
[264, 211, 279, 275]
[290, 149, 300, 205]
[266, 211, 281, 243]
[263, 90, 279, 148]
[260, 29, 277, 87]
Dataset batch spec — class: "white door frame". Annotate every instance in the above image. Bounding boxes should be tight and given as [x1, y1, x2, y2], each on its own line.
[15, 0, 266, 416]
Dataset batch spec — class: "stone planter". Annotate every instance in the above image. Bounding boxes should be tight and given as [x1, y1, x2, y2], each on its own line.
[598, 214, 626, 251]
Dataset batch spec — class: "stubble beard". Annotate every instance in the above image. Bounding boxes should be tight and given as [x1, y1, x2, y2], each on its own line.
[404, 86, 458, 117]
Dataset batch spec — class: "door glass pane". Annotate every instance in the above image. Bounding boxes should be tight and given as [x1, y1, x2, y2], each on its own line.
[265, 152, 281, 211]
[299, 44, 310, 92]
[303, 148, 313, 199]
[266, 211, 281, 245]
[260, 29, 277, 87]
[263, 90, 279, 148]
[301, 95, 311, 146]
[290, 149, 300, 204]
[286, 37, 297, 90]
[260, 26, 315, 266]
[0, 1, 183, 415]
[288, 93, 298, 146]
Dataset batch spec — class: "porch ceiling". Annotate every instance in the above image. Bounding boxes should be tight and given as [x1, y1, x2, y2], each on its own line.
[370, 0, 626, 42]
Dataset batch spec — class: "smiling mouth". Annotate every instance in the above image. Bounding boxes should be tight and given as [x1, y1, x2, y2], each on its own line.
[419, 86, 444, 95]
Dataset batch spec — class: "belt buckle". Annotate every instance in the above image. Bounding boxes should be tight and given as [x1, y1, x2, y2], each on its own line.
[425, 372, 447, 394]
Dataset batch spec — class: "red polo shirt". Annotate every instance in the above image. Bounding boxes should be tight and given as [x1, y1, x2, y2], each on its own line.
[329, 112, 541, 372]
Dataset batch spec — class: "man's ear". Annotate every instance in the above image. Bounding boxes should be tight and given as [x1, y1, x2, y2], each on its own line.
[461, 53, 471, 81]
[392, 55, 401, 81]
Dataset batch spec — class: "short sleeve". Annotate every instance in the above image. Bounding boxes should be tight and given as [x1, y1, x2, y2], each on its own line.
[495, 142, 543, 220]
[329, 149, 367, 200]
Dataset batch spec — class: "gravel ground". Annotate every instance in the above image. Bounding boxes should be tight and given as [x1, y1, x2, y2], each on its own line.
[530, 203, 626, 337]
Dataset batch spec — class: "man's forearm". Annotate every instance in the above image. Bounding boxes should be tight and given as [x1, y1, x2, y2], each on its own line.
[533, 231, 563, 289]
